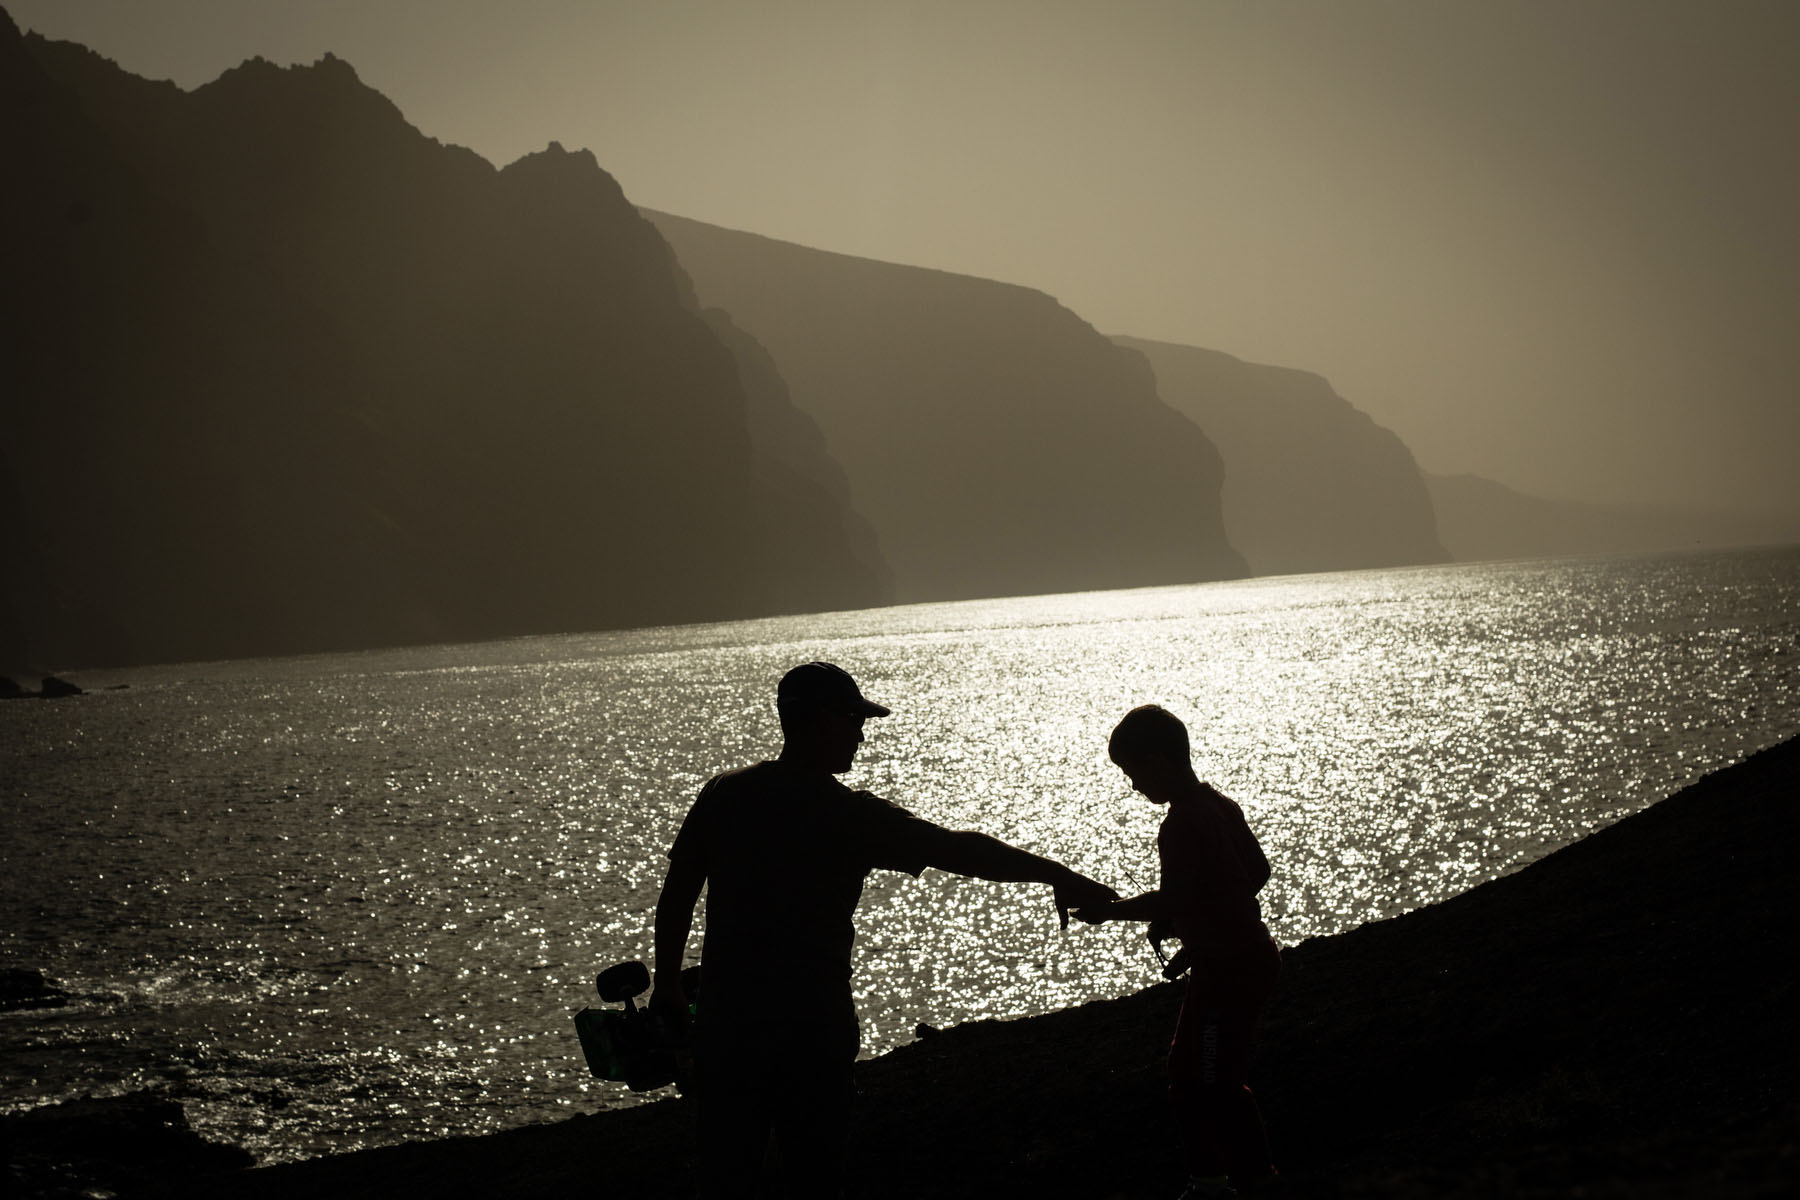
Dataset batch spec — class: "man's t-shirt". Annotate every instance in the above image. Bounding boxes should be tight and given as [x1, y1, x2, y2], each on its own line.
[669, 760, 945, 1032]
[1157, 783, 1272, 969]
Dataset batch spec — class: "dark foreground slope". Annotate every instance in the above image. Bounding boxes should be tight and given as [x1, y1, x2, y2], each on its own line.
[29, 735, 1786, 1199]
[1116, 337, 1448, 577]
[646, 210, 1247, 604]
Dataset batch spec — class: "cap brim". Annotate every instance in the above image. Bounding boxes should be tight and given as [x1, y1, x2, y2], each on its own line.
[855, 699, 892, 718]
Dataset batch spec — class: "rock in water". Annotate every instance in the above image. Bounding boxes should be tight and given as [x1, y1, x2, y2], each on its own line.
[0, 966, 70, 1011]
[3, 1092, 254, 1198]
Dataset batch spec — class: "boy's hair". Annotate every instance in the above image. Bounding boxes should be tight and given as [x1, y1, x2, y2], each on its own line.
[1108, 704, 1190, 765]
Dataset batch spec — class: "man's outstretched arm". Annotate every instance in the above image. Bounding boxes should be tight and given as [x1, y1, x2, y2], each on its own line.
[650, 854, 705, 1015]
[922, 830, 1118, 928]
[1072, 889, 1167, 924]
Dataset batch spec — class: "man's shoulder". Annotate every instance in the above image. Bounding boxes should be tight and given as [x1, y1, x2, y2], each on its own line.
[699, 763, 917, 823]
[699, 762, 873, 808]
[700, 761, 783, 794]
[841, 782, 903, 809]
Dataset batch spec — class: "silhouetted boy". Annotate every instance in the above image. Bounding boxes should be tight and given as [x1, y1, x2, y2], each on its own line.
[650, 661, 1117, 1198]
[1076, 704, 1280, 1199]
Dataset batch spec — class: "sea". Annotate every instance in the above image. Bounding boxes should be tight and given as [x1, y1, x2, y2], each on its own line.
[3, 546, 1798, 1164]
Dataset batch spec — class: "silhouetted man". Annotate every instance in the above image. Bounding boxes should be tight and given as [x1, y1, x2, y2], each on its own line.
[650, 661, 1117, 1198]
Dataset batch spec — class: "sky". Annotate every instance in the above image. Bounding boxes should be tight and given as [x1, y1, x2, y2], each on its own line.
[11, 0, 1798, 514]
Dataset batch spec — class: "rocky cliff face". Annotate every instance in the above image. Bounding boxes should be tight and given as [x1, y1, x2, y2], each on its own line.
[1, 15, 884, 669]
[645, 211, 1246, 603]
[1114, 337, 1448, 576]
[698, 306, 895, 613]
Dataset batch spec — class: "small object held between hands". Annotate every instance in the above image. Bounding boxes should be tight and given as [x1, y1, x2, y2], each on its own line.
[1147, 919, 1191, 978]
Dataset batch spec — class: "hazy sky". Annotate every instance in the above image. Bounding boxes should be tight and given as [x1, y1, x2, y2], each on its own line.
[13, 1, 1798, 513]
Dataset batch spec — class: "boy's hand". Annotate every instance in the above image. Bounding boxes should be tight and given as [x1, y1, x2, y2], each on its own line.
[1054, 871, 1119, 929]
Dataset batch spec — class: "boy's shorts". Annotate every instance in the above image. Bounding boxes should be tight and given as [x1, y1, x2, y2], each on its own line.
[1169, 936, 1280, 1092]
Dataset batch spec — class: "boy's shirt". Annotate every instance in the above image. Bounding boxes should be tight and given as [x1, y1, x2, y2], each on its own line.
[1158, 783, 1272, 966]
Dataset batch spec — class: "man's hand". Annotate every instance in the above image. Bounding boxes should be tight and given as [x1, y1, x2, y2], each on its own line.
[648, 980, 690, 1030]
[1053, 870, 1120, 929]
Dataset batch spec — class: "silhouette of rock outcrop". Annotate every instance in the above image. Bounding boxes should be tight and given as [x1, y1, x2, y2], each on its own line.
[645, 211, 1246, 603]
[1115, 337, 1448, 576]
[37, 674, 82, 698]
[6, 1091, 252, 1197]
[0, 966, 69, 1010]
[1, 12, 885, 667]
[1425, 472, 1800, 563]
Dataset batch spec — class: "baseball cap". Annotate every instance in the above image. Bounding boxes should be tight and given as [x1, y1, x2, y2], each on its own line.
[776, 662, 891, 718]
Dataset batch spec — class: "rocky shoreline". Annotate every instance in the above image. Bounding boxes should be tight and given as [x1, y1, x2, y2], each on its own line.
[10, 735, 1797, 1198]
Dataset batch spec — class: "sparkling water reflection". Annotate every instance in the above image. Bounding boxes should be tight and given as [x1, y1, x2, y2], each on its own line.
[2, 547, 1796, 1162]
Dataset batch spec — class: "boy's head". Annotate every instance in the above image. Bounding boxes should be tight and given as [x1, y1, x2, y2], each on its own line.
[1108, 705, 1193, 801]
[1109, 704, 1189, 765]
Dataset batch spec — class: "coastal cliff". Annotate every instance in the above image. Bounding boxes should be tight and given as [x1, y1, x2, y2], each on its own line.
[697, 306, 896, 613]
[0, 13, 885, 670]
[1115, 337, 1449, 576]
[645, 210, 1248, 604]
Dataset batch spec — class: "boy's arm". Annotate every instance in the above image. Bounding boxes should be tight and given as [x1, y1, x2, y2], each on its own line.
[922, 830, 1118, 928]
